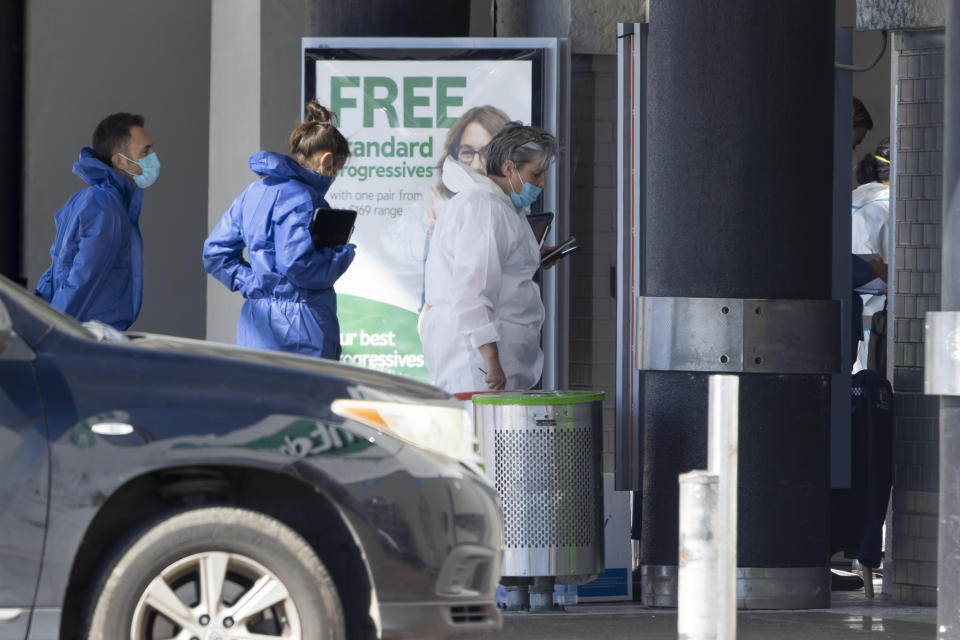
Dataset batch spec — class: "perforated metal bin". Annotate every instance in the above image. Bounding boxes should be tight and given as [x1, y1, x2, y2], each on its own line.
[472, 391, 605, 578]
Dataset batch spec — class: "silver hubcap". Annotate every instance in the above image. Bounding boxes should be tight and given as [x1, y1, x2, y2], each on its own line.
[130, 551, 302, 640]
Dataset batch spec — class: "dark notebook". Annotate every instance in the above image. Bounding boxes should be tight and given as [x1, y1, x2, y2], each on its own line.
[310, 207, 357, 250]
[526, 212, 554, 246]
[540, 235, 578, 267]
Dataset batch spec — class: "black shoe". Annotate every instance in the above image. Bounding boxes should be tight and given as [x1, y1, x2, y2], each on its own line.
[831, 568, 864, 591]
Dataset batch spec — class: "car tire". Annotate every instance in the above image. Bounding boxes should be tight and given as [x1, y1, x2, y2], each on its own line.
[84, 506, 345, 640]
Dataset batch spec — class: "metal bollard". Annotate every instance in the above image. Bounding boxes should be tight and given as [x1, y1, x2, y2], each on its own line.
[678, 470, 719, 639]
[708, 375, 738, 640]
[678, 375, 739, 640]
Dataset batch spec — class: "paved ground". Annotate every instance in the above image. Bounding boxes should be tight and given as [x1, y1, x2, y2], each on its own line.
[475, 588, 937, 639]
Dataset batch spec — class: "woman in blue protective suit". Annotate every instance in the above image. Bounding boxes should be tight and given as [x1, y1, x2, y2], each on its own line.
[203, 101, 354, 359]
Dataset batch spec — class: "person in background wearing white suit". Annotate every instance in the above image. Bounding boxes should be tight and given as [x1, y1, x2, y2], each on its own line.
[851, 137, 891, 372]
[421, 123, 560, 393]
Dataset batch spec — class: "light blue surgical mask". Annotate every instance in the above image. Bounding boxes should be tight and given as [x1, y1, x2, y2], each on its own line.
[509, 170, 542, 208]
[121, 152, 161, 189]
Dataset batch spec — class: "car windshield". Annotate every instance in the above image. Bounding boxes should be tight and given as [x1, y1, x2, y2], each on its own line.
[0, 275, 95, 340]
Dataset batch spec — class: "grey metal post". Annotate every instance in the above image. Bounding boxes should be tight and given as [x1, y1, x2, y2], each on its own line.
[707, 375, 738, 640]
[615, 22, 646, 491]
[677, 376, 739, 640]
[936, 1, 960, 637]
[678, 470, 719, 640]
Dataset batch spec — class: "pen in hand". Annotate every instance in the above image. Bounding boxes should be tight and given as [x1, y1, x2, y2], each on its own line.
[479, 367, 487, 375]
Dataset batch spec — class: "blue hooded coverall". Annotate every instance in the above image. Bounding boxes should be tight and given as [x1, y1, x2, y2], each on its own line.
[203, 151, 355, 359]
[35, 148, 144, 330]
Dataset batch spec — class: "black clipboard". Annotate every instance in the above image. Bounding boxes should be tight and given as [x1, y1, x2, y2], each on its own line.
[526, 212, 554, 246]
[540, 235, 578, 267]
[310, 207, 357, 250]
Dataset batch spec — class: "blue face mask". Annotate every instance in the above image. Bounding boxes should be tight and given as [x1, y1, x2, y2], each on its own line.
[121, 152, 161, 189]
[509, 171, 542, 208]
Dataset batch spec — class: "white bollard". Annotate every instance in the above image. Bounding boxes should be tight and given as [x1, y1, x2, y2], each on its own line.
[707, 375, 739, 640]
[678, 470, 719, 640]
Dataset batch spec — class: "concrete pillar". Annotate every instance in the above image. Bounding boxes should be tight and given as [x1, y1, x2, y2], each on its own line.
[639, 0, 835, 609]
[206, 0, 261, 343]
[856, 0, 947, 608]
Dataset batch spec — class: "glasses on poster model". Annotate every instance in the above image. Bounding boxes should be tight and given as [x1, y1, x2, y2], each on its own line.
[455, 144, 486, 164]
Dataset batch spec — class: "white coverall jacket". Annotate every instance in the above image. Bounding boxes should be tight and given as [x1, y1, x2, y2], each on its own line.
[851, 180, 890, 371]
[421, 157, 545, 393]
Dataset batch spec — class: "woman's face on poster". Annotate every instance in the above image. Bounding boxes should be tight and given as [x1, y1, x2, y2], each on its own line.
[455, 121, 494, 172]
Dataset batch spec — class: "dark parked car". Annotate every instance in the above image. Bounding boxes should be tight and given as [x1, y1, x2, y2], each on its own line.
[0, 275, 502, 640]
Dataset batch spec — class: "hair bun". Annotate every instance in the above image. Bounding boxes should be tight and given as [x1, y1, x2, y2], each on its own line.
[305, 100, 337, 126]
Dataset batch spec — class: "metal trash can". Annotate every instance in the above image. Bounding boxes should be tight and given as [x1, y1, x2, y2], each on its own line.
[472, 391, 606, 598]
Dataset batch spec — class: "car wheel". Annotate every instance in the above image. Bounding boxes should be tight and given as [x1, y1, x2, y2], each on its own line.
[85, 506, 344, 640]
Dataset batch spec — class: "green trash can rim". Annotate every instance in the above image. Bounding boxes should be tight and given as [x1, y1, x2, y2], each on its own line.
[470, 390, 606, 406]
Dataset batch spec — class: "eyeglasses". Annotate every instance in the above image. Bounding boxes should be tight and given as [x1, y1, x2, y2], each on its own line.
[455, 144, 486, 164]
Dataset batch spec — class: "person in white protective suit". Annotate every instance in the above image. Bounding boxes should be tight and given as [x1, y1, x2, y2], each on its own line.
[851, 138, 891, 372]
[421, 123, 560, 393]
[419, 106, 512, 309]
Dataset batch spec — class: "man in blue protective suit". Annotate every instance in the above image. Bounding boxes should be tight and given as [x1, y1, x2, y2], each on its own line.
[35, 113, 159, 330]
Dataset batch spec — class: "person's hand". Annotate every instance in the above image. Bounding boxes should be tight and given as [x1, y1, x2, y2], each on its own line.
[478, 342, 506, 390]
[483, 359, 506, 390]
[539, 244, 567, 270]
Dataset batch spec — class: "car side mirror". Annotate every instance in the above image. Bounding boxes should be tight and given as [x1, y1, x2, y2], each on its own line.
[0, 299, 11, 358]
